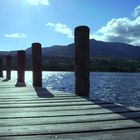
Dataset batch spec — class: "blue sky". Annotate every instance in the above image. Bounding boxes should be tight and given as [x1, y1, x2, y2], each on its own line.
[0, 0, 140, 51]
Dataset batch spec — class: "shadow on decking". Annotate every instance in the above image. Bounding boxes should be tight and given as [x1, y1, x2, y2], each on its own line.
[84, 97, 140, 124]
[34, 87, 55, 98]
[2, 79, 10, 82]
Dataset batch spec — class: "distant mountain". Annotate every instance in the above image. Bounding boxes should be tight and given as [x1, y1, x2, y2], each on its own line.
[0, 50, 17, 56]
[1, 39, 140, 59]
[89, 40, 140, 59]
[26, 39, 140, 59]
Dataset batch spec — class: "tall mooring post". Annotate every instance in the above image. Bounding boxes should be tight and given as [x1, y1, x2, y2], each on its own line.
[6, 55, 12, 80]
[75, 26, 90, 97]
[32, 43, 42, 87]
[15, 50, 26, 87]
[0, 57, 3, 77]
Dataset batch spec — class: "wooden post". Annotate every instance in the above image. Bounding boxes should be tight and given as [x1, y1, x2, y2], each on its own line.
[15, 50, 26, 87]
[32, 43, 42, 87]
[6, 55, 12, 80]
[0, 57, 3, 77]
[75, 26, 90, 97]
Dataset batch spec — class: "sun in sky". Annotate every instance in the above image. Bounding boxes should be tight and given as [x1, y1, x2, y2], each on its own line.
[0, 0, 140, 51]
[26, 0, 50, 6]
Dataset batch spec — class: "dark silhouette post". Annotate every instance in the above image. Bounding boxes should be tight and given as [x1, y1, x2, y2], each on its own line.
[0, 57, 3, 77]
[6, 55, 12, 80]
[75, 26, 90, 97]
[15, 50, 26, 87]
[32, 43, 42, 87]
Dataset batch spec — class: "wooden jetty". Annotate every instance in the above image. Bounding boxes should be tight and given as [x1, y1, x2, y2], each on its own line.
[0, 25, 140, 139]
[0, 79, 140, 139]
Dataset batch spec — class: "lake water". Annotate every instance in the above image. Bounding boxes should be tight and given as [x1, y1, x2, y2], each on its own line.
[3, 71, 140, 107]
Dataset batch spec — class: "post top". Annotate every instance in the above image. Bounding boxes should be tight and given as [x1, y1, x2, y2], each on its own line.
[75, 25, 89, 31]
[32, 42, 41, 47]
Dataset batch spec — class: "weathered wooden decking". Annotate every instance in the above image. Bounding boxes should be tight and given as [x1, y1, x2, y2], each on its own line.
[0, 79, 140, 140]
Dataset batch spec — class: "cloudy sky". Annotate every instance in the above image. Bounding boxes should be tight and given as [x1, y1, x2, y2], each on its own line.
[0, 0, 140, 51]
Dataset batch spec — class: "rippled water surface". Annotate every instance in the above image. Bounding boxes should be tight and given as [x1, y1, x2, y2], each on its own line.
[4, 71, 140, 107]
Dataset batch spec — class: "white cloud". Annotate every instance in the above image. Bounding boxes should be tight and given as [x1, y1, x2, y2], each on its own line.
[132, 5, 140, 18]
[90, 5, 140, 46]
[4, 33, 27, 39]
[46, 22, 73, 38]
[26, 0, 50, 6]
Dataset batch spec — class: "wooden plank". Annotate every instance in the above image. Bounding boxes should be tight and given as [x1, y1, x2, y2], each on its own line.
[0, 103, 123, 113]
[1, 129, 140, 140]
[0, 92, 71, 98]
[0, 96, 81, 100]
[0, 95, 77, 99]
[0, 107, 140, 119]
[0, 102, 94, 107]
[0, 98, 99, 102]
[0, 119, 139, 136]
[0, 87, 71, 95]
[0, 101, 114, 108]
[0, 99, 112, 105]
[0, 111, 139, 127]
[0, 98, 89, 103]
[0, 88, 72, 95]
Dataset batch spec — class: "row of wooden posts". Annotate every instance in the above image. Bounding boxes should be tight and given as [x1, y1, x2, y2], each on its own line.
[0, 26, 90, 97]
